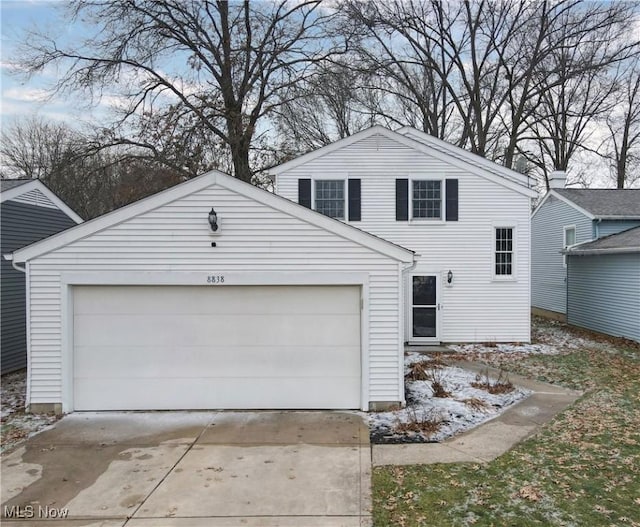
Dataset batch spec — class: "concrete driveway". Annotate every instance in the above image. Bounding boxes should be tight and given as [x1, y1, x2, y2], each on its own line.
[1, 411, 371, 526]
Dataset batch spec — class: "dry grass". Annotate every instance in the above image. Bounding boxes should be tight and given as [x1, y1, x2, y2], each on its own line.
[406, 360, 431, 381]
[460, 397, 490, 412]
[394, 409, 442, 436]
[471, 368, 515, 394]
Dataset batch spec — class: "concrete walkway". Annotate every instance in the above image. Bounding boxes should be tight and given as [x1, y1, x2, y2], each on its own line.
[373, 362, 582, 466]
[1, 411, 371, 527]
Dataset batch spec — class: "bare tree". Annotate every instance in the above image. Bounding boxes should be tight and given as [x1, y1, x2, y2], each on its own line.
[601, 60, 640, 188]
[19, 0, 348, 182]
[522, 1, 638, 189]
[274, 60, 378, 154]
[0, 118, 186, 219]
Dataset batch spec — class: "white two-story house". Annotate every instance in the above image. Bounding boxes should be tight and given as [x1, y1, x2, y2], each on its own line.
[272, 126, 538, 345]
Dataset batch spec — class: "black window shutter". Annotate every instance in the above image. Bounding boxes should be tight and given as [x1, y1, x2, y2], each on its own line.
[298, 179, 311, 209]
[445, 179, 459, 221]
[348, 179, 361, 221]
[396, 179, 409, 221]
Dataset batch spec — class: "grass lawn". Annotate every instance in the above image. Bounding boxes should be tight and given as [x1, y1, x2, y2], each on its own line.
[373, 317, 640, 526]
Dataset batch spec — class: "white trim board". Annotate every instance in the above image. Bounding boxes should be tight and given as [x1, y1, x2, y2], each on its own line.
[12, 170, 414, 264]
[59, 271, 372, 412]
[1, 179, 84, 223]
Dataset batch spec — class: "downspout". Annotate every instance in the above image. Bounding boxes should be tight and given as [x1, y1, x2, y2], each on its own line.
[397, 254, 419, 408]
[595, 218, 602, 239]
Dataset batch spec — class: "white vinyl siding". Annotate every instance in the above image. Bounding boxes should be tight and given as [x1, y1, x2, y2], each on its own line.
[10, 189, 58, 209]
[276, 132, 531, 342]
[531, 195, 593, 314]
[26, 185, 404, 407]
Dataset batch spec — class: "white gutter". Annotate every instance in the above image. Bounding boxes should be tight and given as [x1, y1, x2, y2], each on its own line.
[3, 253, 26, 273]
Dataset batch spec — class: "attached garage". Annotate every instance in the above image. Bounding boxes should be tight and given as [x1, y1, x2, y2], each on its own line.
[73, 285, 361, 410]
[10, 171, 414, 413]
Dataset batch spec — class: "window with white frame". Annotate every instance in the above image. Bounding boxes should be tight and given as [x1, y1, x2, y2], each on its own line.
[495, 227, 514, 276]
[314, 180, 345, 219]
[412, 180, 442, 219]
[563, 225, 576, 267]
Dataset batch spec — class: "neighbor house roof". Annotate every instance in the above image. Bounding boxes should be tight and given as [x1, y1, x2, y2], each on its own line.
[9, 170, 415, 264]
[565, 226, 640, 255]
[555, 189, 640, 219]
[0, 179, 32, 191]
[0, 178, 84, 223]
[271, 125, 538, 199]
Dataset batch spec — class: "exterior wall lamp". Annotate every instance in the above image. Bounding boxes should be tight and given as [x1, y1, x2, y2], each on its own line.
[208, 207, 219, 232]
[447, 270, 453, 284]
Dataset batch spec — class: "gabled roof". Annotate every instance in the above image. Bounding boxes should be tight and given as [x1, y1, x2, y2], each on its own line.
[271, 125, 538, 199]
[10, 170, 414, 264]
[565, 226, 640, 255]
[396, 127, 533, 192]
[0, 178, 84, 223]
[555, 189, 640, 219]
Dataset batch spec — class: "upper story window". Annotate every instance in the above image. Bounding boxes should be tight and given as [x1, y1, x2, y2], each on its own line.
[315, 180, 345, 219]
[563, 225, 576, 267]
[495, 227, 514, 276]
[412, 180, 442, 219]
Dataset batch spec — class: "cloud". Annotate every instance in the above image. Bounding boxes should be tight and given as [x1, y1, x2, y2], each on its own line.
[3, 86, 50, 102]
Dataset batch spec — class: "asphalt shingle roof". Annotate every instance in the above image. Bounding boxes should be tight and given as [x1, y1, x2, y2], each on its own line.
[555, 188, 640, 218]
[0, 179, 33, 192]
[568, 226, 640, 254]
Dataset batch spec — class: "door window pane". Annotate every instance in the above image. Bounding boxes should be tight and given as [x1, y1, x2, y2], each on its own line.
[413, 307, 436, 337]
[413, 276, 436, 305]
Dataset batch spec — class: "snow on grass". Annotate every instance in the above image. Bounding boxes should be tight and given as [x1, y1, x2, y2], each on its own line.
[449, 342, 562, 355]
[1, 370, 59, 453]
[369, 353, 531, 443]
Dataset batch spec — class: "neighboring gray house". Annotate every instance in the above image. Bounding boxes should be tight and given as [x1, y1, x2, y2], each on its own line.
[564, 226, 640, 343]
[531, 171, 640, 320]
[1, 179, 83, 374]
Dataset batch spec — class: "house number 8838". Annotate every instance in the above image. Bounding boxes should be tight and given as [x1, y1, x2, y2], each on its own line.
[207, 275, 225, 284]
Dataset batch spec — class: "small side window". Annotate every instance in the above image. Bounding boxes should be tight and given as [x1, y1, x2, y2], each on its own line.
[495, 227, 514, 277]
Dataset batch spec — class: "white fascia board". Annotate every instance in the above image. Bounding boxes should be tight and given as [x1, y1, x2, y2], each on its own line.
[218, 174, 415, 263]
[13, 169, 414, 264]
[0, 180, 84, 223]
[397, 127, 538, 198]
[532, 190, 596, 220]
[270, 125, 395, 175]
[565, 247, 640, 255]
[12, 171, 223, 262]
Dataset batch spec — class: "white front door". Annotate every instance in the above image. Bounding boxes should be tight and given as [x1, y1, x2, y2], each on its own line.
[410, 274, 440, 343]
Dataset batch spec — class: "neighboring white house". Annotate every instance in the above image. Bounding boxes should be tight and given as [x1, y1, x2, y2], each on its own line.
[531, 171, 640, 319]
[9, 171, 414, 413]
[272, 126, 537, 345]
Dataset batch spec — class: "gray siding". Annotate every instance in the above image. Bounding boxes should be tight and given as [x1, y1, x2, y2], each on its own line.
[532, 194, 592, 314]
[1, 201, 78, 374]
[597, 220, 640, 238]
[567, 253, 640, 343]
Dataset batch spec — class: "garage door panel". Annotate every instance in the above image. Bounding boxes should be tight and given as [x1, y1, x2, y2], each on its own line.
[74, 313, 360, 347]
[74, 345, 361, 378]
[73, 285, 361, 410]
[74, 285, 360, 316]
[75, 376, 361, 411]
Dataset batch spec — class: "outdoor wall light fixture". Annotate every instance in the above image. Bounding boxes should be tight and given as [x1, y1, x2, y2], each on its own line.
[208, 207, 219, 232]
[447, 270, 453, 284]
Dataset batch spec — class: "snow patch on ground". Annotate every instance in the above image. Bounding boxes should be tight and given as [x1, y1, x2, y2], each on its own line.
[449, 342, 562, 355]
[369, 353, 531, 443]
[1, 370, 59, 453]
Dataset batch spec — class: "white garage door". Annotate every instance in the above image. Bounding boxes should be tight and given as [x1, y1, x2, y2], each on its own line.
[73, 285, 361, 410]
